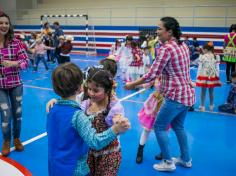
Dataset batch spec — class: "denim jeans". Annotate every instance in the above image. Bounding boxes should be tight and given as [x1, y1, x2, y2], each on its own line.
[34, 54, 49, 71]
[0, 85, 23, 141]
[154, 98, 191, 162]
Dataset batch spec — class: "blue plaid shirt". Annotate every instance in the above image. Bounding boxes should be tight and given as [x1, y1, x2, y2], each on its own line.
[72, 110, 116, 175]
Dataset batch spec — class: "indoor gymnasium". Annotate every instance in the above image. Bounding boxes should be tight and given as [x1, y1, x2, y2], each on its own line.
[0, 0, 236, 176]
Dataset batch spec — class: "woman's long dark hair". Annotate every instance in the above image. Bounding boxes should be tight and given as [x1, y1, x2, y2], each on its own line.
[0, 11, 14, 46]
[160, 16, 182, 44]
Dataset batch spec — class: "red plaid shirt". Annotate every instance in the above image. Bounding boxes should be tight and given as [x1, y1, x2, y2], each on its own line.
[143, 39, 195, 106]
[0, 39, 29, 89]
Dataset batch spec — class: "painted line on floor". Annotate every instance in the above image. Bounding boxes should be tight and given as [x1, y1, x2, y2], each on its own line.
[72, 59, 99, 62]
[119, 88, 146, 101]
[194, 109, 236, 116]
[122, 99, 144, 104]
[23, 85, 53, 91]
[0, 132, 47, 155]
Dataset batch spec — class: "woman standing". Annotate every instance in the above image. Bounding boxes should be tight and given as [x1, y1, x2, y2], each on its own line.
[125, 17, 195, 172]
[223, 24, 236, 83]
[0, 12, 28, 156]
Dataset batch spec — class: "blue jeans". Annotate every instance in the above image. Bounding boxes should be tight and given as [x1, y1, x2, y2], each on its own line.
[0, 85, 23, 141]
[34, 54, 49, 71]
[154, 98, 191, 162]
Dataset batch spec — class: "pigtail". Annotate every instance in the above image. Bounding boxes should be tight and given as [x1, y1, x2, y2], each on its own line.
[103, 89, 112, 116]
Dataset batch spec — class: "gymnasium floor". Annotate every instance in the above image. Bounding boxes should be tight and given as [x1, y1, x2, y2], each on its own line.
[0, 54, 236, 176]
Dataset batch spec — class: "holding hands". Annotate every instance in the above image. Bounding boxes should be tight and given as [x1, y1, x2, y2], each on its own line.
[112, 116, 131, 135]
[124, 82, 136, 90]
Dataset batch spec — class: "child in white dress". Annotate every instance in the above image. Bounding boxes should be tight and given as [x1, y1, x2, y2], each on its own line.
[119, 35, 133, 82]
[142, 46, 152, 74]
[109, 39, 123, 62]
[127, 41, 144, 82]
[196, 42, 221, 111]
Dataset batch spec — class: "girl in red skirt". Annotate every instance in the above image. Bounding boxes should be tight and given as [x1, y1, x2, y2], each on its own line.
[196, 42, 221, 111]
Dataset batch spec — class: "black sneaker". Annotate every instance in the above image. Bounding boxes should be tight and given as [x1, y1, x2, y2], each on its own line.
[188, 106, 194, 111]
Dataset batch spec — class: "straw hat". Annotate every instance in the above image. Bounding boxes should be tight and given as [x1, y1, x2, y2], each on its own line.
[66, 35, 74, 41]
[58, 35, 65, 40]
[19, 34, 25, 39]
[36, 38, 42, 43]
[106, 55, 116, 61]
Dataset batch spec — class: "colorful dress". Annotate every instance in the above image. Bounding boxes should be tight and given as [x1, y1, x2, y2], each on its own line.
[109, 44, 123, 62]
[196, 53, 221, 88]
[138, 91, 163, 131]
[127, 47, 144, 81]
[81, 99, 124, 176]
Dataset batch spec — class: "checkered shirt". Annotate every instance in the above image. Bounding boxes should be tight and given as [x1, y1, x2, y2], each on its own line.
[143, 39, 195, 106]
[0, 39, 28, 89]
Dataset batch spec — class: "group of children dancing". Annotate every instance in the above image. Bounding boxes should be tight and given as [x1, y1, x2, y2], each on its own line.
[18, 22, 73, 72]
[110, 35, 153, 83]
[44, 32, 236, 175]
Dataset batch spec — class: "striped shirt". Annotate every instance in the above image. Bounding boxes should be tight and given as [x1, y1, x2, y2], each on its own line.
[0, 39, 28, 89]
[143, 39, 195, 106]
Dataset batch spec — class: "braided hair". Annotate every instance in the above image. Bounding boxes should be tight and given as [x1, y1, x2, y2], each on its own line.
[160, 16, 182, 44]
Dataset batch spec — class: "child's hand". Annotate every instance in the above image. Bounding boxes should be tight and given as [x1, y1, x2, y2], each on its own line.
[124, 82, 136, 90]
[1, 60, 19, 67]
[46, 98, 57, 113]
[190, 81, 196, 88]
[112, 118, 131, 135]
[112, 114, 123, 124]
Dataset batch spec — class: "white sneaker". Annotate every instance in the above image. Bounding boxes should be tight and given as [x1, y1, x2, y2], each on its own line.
[199, 106, 205, 112]
[172, 157, 192, 168]
[209, 105, 214, 111]
[153, 160, 176, 172]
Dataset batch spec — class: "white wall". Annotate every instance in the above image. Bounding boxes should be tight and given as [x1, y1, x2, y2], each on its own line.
[6, 0, 236, 27]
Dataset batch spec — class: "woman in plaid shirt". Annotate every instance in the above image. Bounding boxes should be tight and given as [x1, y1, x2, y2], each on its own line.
[0, 12, 29, 156]
[125, 17, 195, 172]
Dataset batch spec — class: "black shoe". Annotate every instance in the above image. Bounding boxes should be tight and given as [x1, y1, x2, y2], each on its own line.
[136, 144, 144, 164]
[155, 153, 162, 160]
[188, 106, 194, 111]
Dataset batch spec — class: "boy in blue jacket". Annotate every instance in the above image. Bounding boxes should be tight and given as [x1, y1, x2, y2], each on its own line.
[47, 62, 130, 176]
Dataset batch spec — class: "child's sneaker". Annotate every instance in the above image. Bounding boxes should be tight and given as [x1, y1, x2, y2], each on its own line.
[199, 106, 205, 112]
[172, 157, 192, 168]
[209, 105, 214, 111]
[153, 160, 176, 172]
